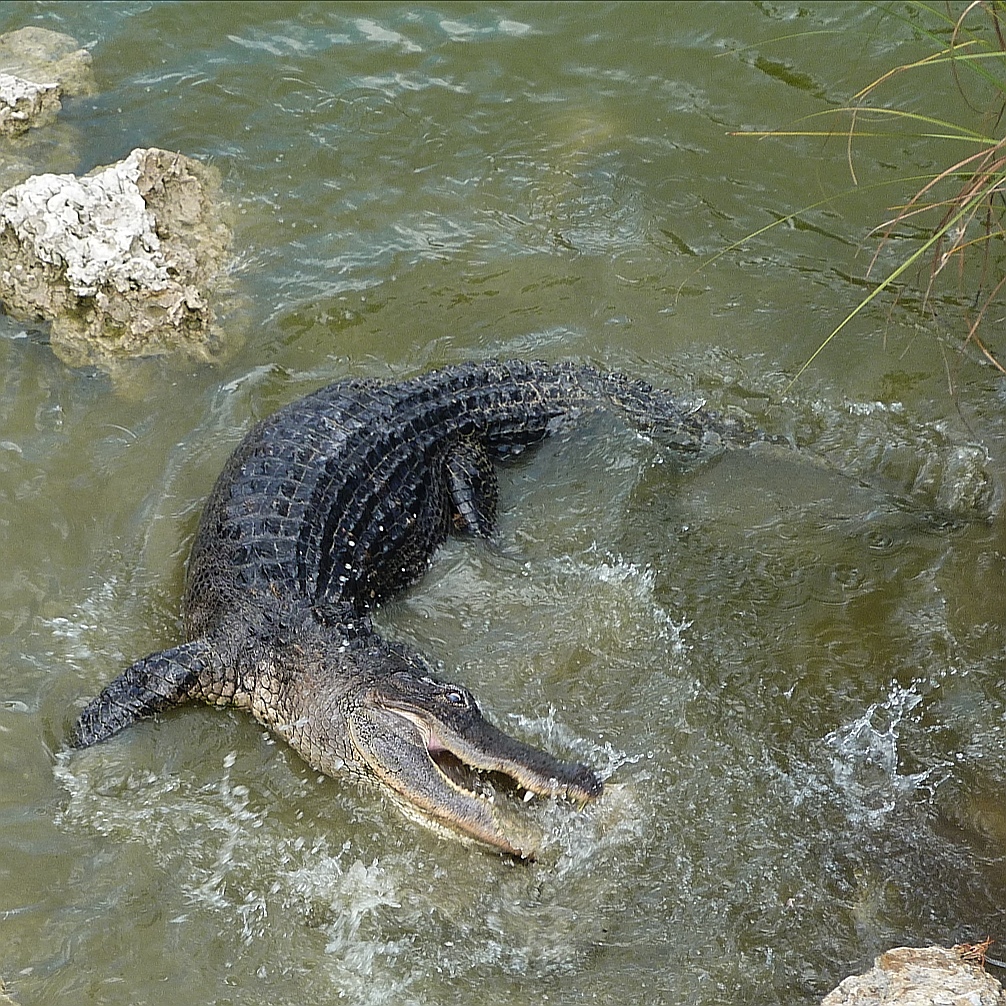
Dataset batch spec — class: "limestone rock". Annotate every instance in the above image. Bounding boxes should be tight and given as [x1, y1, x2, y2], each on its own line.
[0, 71, 61, 136]
[822, 946, 1005, 1005]
[0, 26, 95, 95]
[0, 26, 95, 137]
[0, 147, 233, 368]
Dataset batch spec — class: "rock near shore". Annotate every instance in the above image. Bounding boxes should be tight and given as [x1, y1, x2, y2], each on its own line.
[0, 147, 232, 368]
[822, 946, 1005, 1006]
[0, 26, 95, 137]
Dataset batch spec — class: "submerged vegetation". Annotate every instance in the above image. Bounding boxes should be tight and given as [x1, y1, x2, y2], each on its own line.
[736, 1, 1006, 390]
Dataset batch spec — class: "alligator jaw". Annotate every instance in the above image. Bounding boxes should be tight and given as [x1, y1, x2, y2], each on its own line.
[389, 702, 603, 803]
[349, 682, 603, 858]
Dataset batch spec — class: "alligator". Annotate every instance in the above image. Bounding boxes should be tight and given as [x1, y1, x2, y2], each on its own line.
[72, 359, 756, 857]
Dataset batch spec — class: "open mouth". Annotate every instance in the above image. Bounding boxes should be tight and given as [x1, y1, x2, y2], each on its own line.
[421, 718, 603, 826]
[362, 693, 603, 857]
[391, 698, 602, 804]
[427, 747, 539, 806]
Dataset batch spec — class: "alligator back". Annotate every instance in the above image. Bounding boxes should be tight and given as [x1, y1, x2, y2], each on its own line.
[183, 359, 742, 638]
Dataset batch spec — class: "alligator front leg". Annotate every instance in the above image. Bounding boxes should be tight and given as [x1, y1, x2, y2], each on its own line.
[73, 639, 217, 747]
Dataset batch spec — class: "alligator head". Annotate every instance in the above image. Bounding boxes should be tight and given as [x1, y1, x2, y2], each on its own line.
[346, 669, 603, 858]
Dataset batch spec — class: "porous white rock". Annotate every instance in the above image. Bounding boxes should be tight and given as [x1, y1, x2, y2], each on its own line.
[0, 26, 95, 137]
[2, 150, 168, 296]
[0, 71, 61, 135]
[821, 946, 1005, 1006]
[0, 148, 232, 368]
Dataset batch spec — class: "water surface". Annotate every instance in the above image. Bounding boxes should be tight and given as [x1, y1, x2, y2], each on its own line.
[2, 3, 1006, 1004]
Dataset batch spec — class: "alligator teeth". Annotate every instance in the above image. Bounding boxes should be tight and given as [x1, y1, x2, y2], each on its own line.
[522, 790, 534, 803]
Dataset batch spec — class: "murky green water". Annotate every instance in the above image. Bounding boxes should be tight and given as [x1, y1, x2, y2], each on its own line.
[3, 2, 1006, 1003]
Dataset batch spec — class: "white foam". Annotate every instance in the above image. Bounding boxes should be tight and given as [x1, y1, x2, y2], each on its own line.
[825, 683, 932, 827]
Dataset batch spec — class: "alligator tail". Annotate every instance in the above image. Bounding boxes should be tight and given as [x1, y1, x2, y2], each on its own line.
[72, 639, 216, 747]
[580, 366, 773, 452]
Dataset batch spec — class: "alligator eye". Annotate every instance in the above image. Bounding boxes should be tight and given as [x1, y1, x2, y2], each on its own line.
[445, 689, 465, 706]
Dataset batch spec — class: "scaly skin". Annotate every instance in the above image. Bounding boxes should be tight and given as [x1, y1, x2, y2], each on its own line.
[73, 360, 753, 856]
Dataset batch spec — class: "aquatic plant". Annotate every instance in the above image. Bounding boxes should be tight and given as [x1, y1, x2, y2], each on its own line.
[732, 1, 1006, 391]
